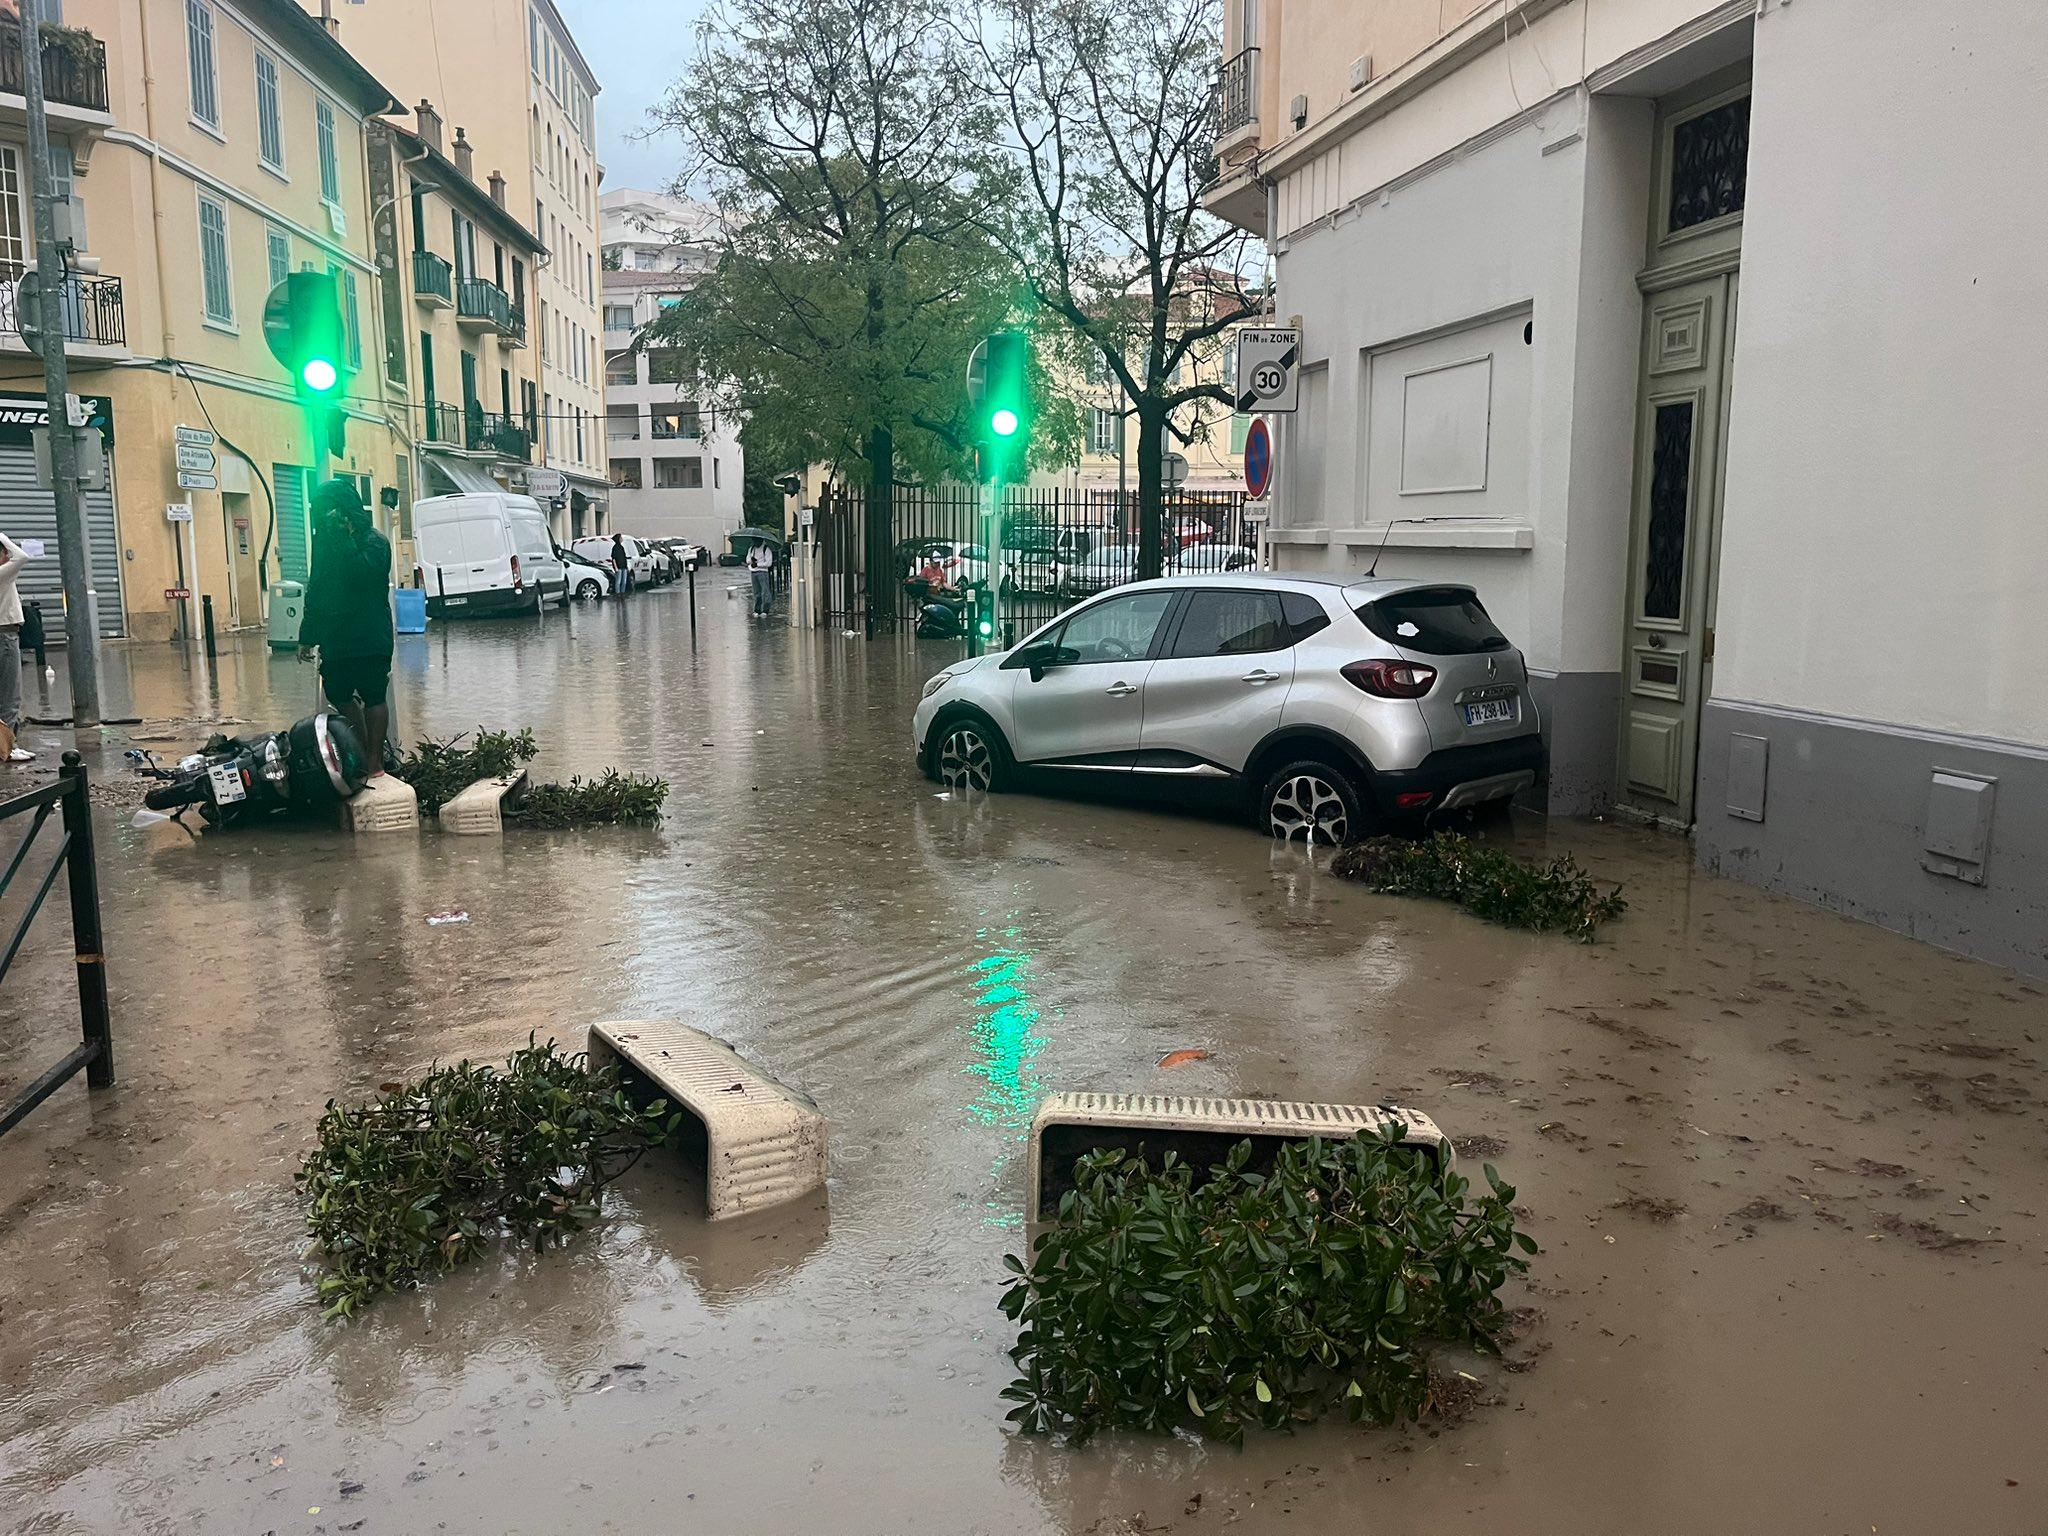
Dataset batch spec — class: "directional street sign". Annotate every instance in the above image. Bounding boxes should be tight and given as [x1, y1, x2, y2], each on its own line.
[174, 425, 215, 448]
[177, 470, 218, 491]
[176, 442, 216, 474]
[1233, 328, 1301, 413]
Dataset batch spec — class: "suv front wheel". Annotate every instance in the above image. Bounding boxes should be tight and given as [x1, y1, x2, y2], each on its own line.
[1259, 758, 1366, 847]
[929, 717, 1010, 793]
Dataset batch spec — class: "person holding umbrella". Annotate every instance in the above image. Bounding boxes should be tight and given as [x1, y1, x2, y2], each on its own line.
[745, 536, 776, 618]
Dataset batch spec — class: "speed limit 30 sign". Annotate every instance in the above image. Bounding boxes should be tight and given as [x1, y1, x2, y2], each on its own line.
[1233, 328, 1301, 413]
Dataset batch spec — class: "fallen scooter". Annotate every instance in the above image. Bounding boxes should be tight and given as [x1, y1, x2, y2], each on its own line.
[132, 712, 371, 828]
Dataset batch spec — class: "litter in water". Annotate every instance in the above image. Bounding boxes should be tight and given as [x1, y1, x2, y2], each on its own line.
[425, 910, 471, 926]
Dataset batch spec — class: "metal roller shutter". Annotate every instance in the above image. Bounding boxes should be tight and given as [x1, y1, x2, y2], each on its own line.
[0, 443, 125, 643]
[275, 463, 308, 582]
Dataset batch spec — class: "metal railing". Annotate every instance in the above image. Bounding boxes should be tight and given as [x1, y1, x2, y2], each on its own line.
[412, 248, 453, 303]
[0, 19, 110, 113]
[504, 304, 527, 346]
[464, 405, 532, 461]
[457, 277, 513, 331]
[0, 753, 113, 1138]
[1214, 46, 1259, 137]
[0, 263, 126, 348]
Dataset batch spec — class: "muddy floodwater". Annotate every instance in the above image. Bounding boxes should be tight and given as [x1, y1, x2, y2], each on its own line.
[2, 586, 2044, 1535]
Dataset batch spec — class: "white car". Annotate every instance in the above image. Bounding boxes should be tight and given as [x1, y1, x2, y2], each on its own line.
[1054, 542, 1137, 599]
[912, 573, 1546, 844]
[571, 534, 657, 589]
[1169, 541, 1255, 576]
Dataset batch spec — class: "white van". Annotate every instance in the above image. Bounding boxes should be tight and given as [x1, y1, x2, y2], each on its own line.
[413, 493, 569, 617]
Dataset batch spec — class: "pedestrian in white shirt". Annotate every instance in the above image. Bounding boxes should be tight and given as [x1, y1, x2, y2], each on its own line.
[0, 531, 32, 762]
[746, 539, 775, 618]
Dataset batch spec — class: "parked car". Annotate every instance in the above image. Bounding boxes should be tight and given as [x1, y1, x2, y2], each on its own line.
[560, 547, 612, 601]
[1053, 540, 1137, 599]
[1168, 540, 1255, 576]
[912, 574, 1544, 844]
[571, 534, 657, 589]
[1002, 522, 1118, 594]
[413, 492, 569, 617]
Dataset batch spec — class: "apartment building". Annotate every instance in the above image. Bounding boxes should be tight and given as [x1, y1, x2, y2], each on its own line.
[305, 0, 606, 540]
[365, 103, 544, 573]
[0, 0, 404, 643]
[1206, 0, 2047, 973]
[598, 188, 741, 549]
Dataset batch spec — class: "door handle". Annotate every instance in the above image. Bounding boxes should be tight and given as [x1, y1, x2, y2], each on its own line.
[1242, 669, 1280, 684]
[1104, 681, 1138, 697]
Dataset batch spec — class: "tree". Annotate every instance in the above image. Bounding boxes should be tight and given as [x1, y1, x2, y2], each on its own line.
[971, 0, 1266, 578]
[645, 0, 1026, 622]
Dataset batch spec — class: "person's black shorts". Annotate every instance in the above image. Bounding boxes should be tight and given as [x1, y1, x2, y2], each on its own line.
[321, 653, 391, 709]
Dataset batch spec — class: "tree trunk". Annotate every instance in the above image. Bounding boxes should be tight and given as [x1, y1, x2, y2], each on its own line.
[1134, 404, 1166, 581]
[864, 423, 895, 633]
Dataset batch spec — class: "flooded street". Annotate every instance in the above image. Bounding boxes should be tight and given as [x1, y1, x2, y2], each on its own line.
[3, 584, 2044, 1535]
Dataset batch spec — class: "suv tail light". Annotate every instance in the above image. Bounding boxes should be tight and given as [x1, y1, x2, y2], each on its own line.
[1342, 658, 1437, 698]
[510, 553, 523, 589]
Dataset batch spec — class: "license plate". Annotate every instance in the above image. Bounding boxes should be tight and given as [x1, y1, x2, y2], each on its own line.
[1462, 698, 1517, 727]
[443, 595, 468, 606]
[208, 762, 247, 804]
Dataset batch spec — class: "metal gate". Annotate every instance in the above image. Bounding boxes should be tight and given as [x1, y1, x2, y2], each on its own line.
[819, 483, 1252, 638]
[0, 444, 125, 643]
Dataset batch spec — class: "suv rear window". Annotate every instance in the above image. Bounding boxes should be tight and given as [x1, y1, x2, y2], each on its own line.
[1356, 586, 1510, 654]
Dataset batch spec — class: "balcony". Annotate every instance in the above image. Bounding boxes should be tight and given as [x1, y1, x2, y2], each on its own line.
[456, 277, 522, 343]
[0, 264, 126, 353]
[0, 20, 110, 118]
[1214, 47, 1258, 139]
[419, 398, 459, 446]
[463, 405, 532, 462]
[412, 249, 452, 308]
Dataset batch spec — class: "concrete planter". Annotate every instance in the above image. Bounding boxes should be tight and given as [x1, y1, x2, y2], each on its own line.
[338, 774, 419, 834]
[437, 771, 529, 835]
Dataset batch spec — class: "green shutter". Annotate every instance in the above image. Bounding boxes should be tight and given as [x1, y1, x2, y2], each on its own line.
[1230, 414, 1252, 454]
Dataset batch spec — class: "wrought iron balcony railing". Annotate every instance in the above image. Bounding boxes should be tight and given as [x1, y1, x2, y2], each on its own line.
[463, 405, 531, 462]
[412, 249, 453, 305]
[0, 263, 125, 349]
[1214, 46, 1258, 138]
[0, 20, 109, 114]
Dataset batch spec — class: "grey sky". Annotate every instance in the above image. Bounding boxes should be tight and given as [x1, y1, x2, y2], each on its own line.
[554, 0, 711, 194]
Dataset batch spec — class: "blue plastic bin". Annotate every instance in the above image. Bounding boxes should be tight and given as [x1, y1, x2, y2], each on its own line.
[394, 587, 428, 634]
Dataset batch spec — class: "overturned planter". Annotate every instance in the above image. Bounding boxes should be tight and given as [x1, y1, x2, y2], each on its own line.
[587, 1020, 827, 1220]
[1025, 1092, 1451, 1222]
[438, 770, 529, 835]
[338, 773, 419, 834]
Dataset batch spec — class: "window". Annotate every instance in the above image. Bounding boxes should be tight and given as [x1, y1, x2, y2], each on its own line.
[197, 193, 233, 326]
[607, 406, 639, 440]
[1166, 590, 1287, 658]
[1279, 591, 1330, 645]
[648, 349, 686, 384]
[651, 406, 699, 440]
[610, 459, 641, 489]
[1089, 408, 1121, 455]
[605, 352, 635, 385]
[185, 0, 219, 130]
[1667, 95, 1750, 235]
[655, 458, 703, 489]
[254, 52, 285, 171]
[316, 99, 341, 206]
[0, 147, 28, 268]
[338, 268, 362, 369]
[604, 304, 633, 331]
[1040, 590, 1177, 665]
[1354, 586, 1510, 655]
[266, 226, 290, 289]
[529, 7, 541, 75]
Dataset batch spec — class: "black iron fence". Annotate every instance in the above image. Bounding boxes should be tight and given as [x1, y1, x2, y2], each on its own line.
[0, 753, 113, 1139]
[816, 483, 1253, 639]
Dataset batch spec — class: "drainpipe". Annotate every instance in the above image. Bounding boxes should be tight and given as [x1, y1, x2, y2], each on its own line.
[134, 0, 176, 357]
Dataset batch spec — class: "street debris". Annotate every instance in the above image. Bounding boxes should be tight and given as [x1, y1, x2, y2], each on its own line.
[425, 911, 470, 926]
[1157, 1049, 1209, 1068]
[1330, 834, 1627, 941]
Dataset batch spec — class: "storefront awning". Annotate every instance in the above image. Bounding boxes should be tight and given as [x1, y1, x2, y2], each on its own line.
[421, 452, 503, 496]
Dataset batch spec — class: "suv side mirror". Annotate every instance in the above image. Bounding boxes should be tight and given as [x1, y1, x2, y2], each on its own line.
[1007, 641, 1076, 682]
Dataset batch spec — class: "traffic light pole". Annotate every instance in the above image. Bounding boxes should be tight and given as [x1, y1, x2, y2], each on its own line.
[20, 0, 100, 731]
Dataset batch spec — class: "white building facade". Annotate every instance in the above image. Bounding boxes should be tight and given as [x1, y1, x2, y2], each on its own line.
[1208, 0, 2048, 975]
[600, 191, 743, 549]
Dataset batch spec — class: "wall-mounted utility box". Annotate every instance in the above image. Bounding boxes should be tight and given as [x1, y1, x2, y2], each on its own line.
[1922, 769, 1996, 885]
[1725, 732, 1769, 822]
[1348, 54, 1374, 91]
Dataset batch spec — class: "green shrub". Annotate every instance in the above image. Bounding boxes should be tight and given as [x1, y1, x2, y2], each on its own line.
[505, 770, 669, 827]
[1331, 832, 1626, 941]
[1000, 1128, 1534, 1444]
[392, 727, 539, 815]
[297, 1037, 675, 1319]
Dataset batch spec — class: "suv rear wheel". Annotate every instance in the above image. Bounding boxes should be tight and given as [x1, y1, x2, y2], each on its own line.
[1260, 758, 1365, 846]
[931, 718, 1009, 793]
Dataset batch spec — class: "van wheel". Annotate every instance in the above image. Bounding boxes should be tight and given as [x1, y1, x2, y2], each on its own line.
[555, 583, 571, 609]
[1259, 758, 1366, 847]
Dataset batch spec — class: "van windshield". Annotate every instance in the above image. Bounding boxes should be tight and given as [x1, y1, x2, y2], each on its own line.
[1356, 586, 1510, 654]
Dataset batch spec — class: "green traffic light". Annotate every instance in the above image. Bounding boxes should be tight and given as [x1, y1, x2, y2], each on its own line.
[302, 358, 338, 393]
[978, 619, 994, 637]
[990, 408, 1019, 438]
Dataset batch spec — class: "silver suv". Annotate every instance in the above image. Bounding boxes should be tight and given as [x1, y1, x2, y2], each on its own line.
[912, 573, 1544, 843]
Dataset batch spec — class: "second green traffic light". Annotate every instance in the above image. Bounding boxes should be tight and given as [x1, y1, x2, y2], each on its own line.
[263, 270, 350, 457]
[979, 330, 1029, 481]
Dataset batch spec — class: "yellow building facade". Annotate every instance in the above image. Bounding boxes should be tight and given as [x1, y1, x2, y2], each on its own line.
[0, 0, 404, 644]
